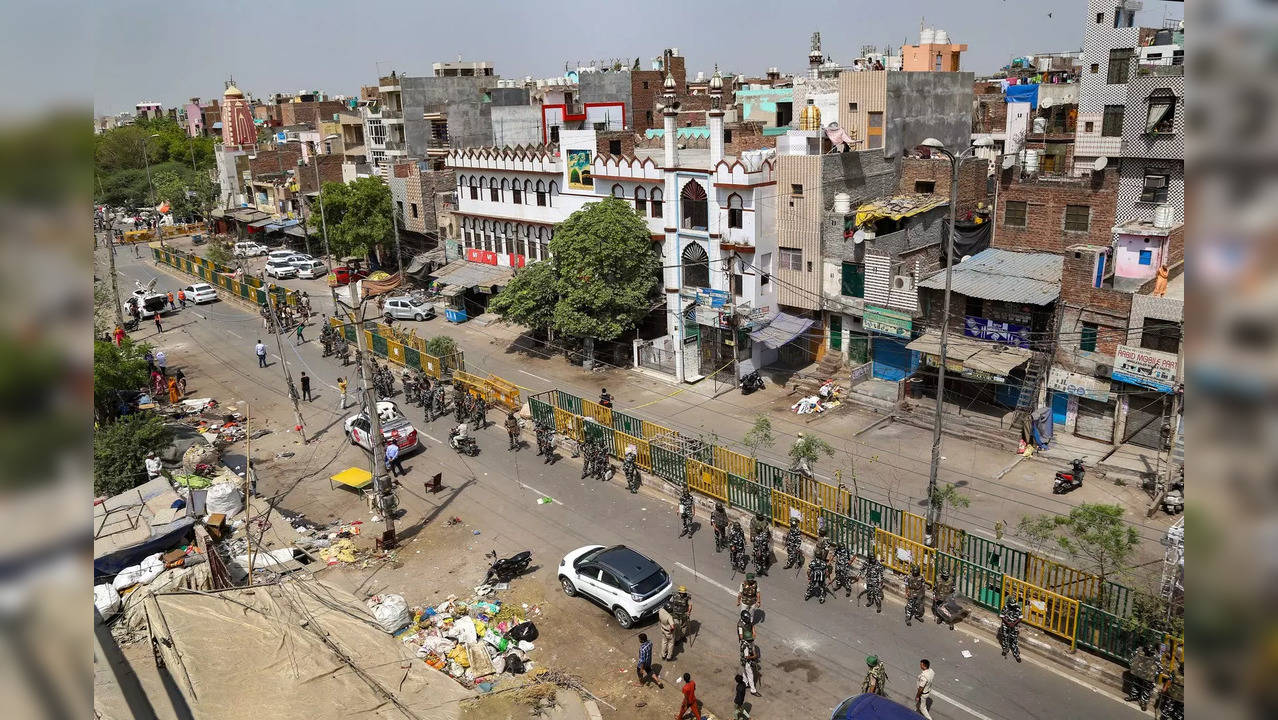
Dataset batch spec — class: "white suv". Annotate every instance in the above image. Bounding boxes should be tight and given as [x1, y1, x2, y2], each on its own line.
[558, 545, 673, 628]
[233, 241, 267, 257]
[264, 259, 298, 278]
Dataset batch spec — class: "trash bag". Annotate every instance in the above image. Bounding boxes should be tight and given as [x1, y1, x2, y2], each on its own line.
[94, 584, 122, 619]
[206, 482, 243, 516]
[504, 654, 525, 674]
[509, 621, 539, 642]
[366, 594, 411, 634]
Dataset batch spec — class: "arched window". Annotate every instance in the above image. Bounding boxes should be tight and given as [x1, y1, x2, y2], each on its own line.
[635, 187, 648, 215]
[468, 176, 478, 200]
[524, 179, 533, 196]
[611, 184, 624, 198]
[549, 181, 558, 206]
[727, 193, 743, 229]
[680, 180, 708, 231]
[511, 178, 522, 204]
[536, 180, 547, 207]
[681, 243, 710, 289]
[651, 188, 664, 219]
[500, 178, 509, 202]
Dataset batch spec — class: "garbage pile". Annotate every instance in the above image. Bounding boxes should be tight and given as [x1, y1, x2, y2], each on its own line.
[390, 592, 541, 689]
[791, 379, 844, 415]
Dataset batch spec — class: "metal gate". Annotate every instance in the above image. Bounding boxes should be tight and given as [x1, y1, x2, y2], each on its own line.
[1123, 392, 1167, 450]
[637, 341, 677, 376]
[1075, 397, 1116, 442]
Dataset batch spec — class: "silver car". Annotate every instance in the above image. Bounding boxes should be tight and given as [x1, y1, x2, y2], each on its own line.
[383, 296, 436, 322]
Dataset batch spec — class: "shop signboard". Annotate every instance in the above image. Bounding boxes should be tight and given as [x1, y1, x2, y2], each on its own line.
[1047, 367, 1112, 402]
[697, 288, 730, 308]
[864, 305, 912, 339]
[964, 316, 1031, 348]
[1112, 344, 1177, 393]
[922, 354, 1005, 383]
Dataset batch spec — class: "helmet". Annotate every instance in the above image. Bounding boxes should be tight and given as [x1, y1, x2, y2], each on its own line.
[866, 655, 878, 667]
[677, 585, 687, 594]
[910, 563, 921, 576]
[755, 512, 765, 521]
[940, 570, 950, 580]
[732, 520, 742, 530]
[715, 502, 724, 512]
[740, 609, 752, 624]
[790, 517, 799, 527]
[797, 432, 805, 438]
[745, 572, 755, 580]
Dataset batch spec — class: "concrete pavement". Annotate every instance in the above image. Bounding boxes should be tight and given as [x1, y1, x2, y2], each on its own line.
[105, 242, 1149, 720]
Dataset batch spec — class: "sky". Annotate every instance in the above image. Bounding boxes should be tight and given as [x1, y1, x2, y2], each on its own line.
[88, 0, 1183, 116]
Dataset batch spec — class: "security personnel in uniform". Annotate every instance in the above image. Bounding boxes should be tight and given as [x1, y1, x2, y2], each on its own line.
[858, 554, 885, 613]
[782, 517, 804, 570]
[748, 512, 769, 542]
[904, 564, 926, 626]
[932, 570, 957, 630]
[751, 526, 773, 576]
[678, 487, 695, 537]
[737, 573, 761, 620]
[830, 542, 855, 597]
[998, 595, 1023, 662]
[805, 555, 829, 603]
[710, 502, 729, 552]
[667, 586, 692, 655]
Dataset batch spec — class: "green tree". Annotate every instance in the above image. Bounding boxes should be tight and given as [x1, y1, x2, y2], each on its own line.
[1021, 504, 1140, 596]
[488, 198, 659, 365]
[1015, 514, 1057, 556]
[153, 168, 217, 221]
[203, 242, 233, 268]
[929, 482, 971, 531]
[487, 260, 557, 335]
[742, 414, 775, 459]
[319, 177, 393, 259]
[788, 433, 834, 475]
[425, 335, 458, 358]
[94, 413, 173, 496]
[94, 339, 152, 421]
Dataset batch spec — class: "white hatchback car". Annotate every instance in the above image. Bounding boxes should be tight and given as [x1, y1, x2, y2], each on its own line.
[264, 259, 298, 278]
[294, 259, 328, 279]
[181, 283, 218, 304]
[558, 545, 673, 628]
[383, 296, 436, 322]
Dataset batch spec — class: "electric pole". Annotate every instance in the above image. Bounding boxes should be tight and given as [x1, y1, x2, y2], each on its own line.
[263, 281, 308, 443]
[107, 228, 124, 329]
[347, 280, 397, 543]
[392, 200, 404, 276]
[1147, 326, 1184, 518]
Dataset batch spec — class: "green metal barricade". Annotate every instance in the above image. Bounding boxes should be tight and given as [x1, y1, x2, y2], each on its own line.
[555, 390, 583, 415]
[583, 419, 614, 449]
[937, 552, 1004, 612]
[823, 510, 876, 559]
[649, 445, 686, 484]
[529, 396, 555, 426]
[727, 475, 771, 519]
[755, 461, 791, 491]
[854, 496, 901, 534]
[611, 411, 643, 437]
[1075, 603, 1159, 665]
[404, 347, 421, 371]
[371, 332, 388, 357]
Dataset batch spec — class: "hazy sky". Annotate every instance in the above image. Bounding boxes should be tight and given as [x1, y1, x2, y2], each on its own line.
[90, 0, 1183, 116]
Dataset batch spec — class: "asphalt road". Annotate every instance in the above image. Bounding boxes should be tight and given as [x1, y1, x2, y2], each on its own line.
[106, 242, 1147, 720]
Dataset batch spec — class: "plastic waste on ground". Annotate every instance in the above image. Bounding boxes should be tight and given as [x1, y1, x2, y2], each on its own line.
[366, 593, 412, 634]
[95, 584, 122, 618]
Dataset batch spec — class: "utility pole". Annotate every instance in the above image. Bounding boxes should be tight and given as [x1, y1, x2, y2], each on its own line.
[104, 209, 124, 328]
[263, 280, 308, 444]
[391, 200, 404, 276]
[1147, 327, 1184, 518]
[244, 400, 254, 584]
[347, 280, 397, 543]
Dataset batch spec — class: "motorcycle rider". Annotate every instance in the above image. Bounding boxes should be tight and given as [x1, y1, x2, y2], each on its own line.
[710, 502, 729, 552]
[727, 521, 748, 573]
[858, 554, 884, 613]
[830, 542, 855, 597]
[805, 554, 829, 603]
[678, 487, 694, 538]
[598, 387, 613, 409]
[505, 412, 521, 451]
[782, 517, 804, 570]
[904, 564, 926, 626]
[998, 595, 1023, 662]
[932, 570, 957, 630]
[751, 526, 772, 577]
[449, 421, 473, 453]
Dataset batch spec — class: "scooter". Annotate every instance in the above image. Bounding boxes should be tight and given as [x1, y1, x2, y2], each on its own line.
[1162, 481, 1184, 515]
[1053, 459, 1085, 494]
[484, 549, 533, 584]
[449, 425, 479, 456]
[740, 370, 765, 395]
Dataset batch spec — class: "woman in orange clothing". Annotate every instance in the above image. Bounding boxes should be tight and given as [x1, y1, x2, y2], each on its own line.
[168, 376, 180, 404]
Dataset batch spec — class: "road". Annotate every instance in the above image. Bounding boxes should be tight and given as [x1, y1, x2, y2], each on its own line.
[105, 241, 1147, 720]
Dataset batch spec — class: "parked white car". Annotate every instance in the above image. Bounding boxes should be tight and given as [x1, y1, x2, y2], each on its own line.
[344, 402, 420, 454]
[383, 296, 436, 322]
[181, 283, 218, 304]
[264, 259, 298, 279]
[233, 241, 267, 258]
[558, 545, 673, 628]
[267, 249, 297, 264]
[294, 259, 328, 279]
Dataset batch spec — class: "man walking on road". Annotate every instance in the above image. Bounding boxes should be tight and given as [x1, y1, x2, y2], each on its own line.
[916, 659, 935, 719]
[256, 340, 268, 368]
[154, 312, 163, 334]
[295, 322, 306, 345]
[386, 442, 405, 477]
[635, 633, 663, 688]
[300, 372, 312, 402]
[338, 377, 348, 409]
[676, 673, 698, 720]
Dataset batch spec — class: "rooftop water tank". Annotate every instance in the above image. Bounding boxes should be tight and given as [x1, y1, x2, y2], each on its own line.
[1154, 204, 1175, 228]
[920, 28, 936, 45]
[799, 102, 822, 131]
[833, 192, 852, 214]
[935, 29, 951, 45]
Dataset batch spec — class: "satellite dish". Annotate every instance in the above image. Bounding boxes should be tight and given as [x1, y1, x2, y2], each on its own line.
[1040, 96, 1054, 109]
[1001, 155, 1016, 169]
[1093, 156, 1108, 171]
[961, 254, 973, 263]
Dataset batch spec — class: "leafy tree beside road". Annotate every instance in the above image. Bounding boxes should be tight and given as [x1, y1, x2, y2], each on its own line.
[317, 177, 394, 261]
[489, 198, 659, 366]
[94, 414, 173, 496]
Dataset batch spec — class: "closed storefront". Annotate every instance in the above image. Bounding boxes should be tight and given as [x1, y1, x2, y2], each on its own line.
[1123, 390, 1167, 450]
[1047, 367, 1116, 442]
[1076, 397, 1116, 442]
[864, 305, 916, 381]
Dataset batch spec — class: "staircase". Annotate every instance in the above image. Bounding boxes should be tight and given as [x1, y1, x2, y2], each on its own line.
[792, 354, 846, 397]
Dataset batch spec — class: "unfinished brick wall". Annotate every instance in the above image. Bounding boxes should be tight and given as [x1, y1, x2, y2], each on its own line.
[1058, 249, 1134, 357]
[993, 168, 1116, 254]
[631, 54, 687, 132]
[899, 156, 989, 215]
[972, 94, 1007, 134]
[294, 155, 344, 194]
[595, 130, 636, 158]
[725, 121, 773, 154]
[248, 149, 303, 179]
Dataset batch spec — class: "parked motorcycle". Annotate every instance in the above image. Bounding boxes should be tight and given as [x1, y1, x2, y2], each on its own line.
[740, 370, 765, 395]
[1162, 480, 1184, 515]
[484, 549, 533, 584]
[1053, 458, 1085, 494]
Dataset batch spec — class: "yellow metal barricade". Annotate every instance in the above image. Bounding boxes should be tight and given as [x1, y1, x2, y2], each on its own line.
[386, 338, 405, 366]
[1002, 575, 1080, 647]
[874, 528, 936, 584]
[813, 480, 853, 516]
[1164, 635, 1184, 670]
[611, 430, 651, 471]
[686, 459, 729, 502]
[581, 398, 613, 428]
[934, 523, 966, 556]
[640, 419, 671, 441]
[552, 407, 582, 441]
[486, 375, 521, 411]
[453, 370, 489, 399]
[712, 446, 755, 479]
[900, 511, 926, 545]
[419, 353, 442, 379]
[1026, 554, 1100, 601]
[771, 490, 821, 537]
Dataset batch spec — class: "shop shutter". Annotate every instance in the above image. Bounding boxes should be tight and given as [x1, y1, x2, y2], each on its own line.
[1075, 397, 1115, 442]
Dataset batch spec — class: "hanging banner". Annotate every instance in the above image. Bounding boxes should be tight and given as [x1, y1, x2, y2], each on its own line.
[864, 305, 912, 339]
[1047, 367, 1112, 402]
[964, 316, 1030, 348]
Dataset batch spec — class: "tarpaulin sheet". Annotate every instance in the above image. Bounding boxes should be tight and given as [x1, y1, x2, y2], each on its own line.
[1005, 83, 1040, 109]
[855, 194, 948, 227]
[143, 579, 474, 720]
[941, 218, 992, 266]
[750, 312, 815, 350]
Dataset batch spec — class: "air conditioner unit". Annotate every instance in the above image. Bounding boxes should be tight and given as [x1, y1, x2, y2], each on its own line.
[1095, 363, 1113, 378]
[892, 275, 914, 291]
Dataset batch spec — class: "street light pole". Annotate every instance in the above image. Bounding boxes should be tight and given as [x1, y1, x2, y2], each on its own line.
[919, 137, 990, 545]
[347, 280, 396, 544]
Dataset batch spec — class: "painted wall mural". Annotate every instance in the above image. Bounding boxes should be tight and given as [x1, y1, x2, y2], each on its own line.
[567, 149, 593, 190]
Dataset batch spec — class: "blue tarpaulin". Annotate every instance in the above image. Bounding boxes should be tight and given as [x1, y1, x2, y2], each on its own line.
[1005, 83, 1039, 109]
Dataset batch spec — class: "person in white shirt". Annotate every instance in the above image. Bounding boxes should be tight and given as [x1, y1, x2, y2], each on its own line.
[144, 452, 163, 480]
[155, 350, 167, 377]
[255, 341, 267, 368]
[916, 658, 935, 719]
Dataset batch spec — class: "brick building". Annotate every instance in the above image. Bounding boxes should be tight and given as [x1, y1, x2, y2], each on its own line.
[899, 155, 989, 215]
[992, 167, 1117, 253]
[631, 49, 689, 132]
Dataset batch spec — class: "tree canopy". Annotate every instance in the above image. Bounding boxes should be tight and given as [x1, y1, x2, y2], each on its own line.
[94, 117, 218, 209]
[318, 176, 394, 259]
[488, 198, 659, 349]
[1020, 503, 1140, 594]
[93, 339, 151, 421]
[94, 413, 173, 497]
[153, 168, 217, 221]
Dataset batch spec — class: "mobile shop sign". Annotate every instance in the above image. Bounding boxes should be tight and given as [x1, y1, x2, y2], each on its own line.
[1112, 344, 1177, 393]
[863, 305, 912, 339]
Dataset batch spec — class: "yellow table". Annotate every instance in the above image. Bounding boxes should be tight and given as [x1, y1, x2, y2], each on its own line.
[329, 467, 373, 492]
